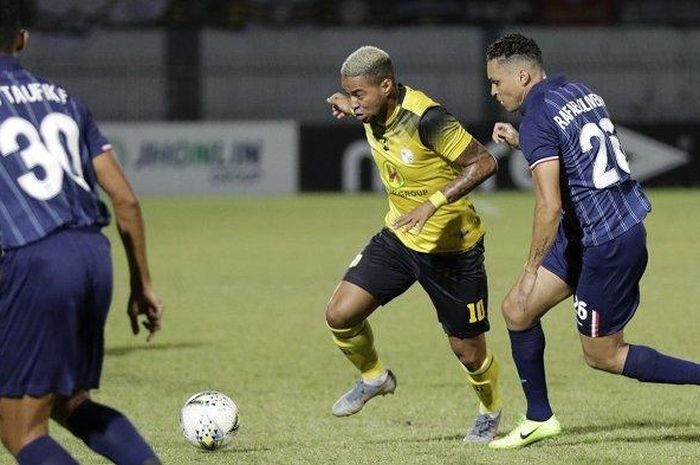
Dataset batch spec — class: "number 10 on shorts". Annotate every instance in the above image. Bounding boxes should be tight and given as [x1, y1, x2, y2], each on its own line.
[467, 299, 486, 324]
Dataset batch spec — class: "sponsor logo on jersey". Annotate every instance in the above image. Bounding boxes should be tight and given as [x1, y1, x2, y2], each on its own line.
[382, 161, 405, 189]
[389, 188, 428, 199]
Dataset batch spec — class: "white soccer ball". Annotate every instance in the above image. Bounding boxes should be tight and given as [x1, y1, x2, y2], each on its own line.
[179, 390, 240, 451]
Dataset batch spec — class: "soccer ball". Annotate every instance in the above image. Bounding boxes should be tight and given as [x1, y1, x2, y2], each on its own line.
[179, 390, 240, 450]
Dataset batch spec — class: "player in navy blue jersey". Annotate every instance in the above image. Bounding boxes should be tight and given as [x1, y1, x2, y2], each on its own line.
[485, 32, 700, 449]
[0, 2, 164, 464]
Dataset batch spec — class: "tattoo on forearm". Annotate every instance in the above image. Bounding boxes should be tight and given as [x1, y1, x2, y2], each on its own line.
[443, 143, 495, 202]
[444, 161, 487, 201]
[531, 236, 551, 263]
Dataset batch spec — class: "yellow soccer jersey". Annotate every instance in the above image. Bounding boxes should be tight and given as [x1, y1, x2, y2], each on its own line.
[363, 85, 485, 253]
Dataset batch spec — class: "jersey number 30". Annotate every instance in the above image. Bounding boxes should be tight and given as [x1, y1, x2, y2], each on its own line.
[0, 113, 90, 200]
[579, 117, 631, 189]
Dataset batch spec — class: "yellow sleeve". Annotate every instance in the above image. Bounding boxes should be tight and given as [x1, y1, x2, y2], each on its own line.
[419, 106, 473, 161]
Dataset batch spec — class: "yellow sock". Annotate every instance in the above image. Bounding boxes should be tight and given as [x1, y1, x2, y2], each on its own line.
[464, 352, 502, 414]
[329, 320, 386, 382]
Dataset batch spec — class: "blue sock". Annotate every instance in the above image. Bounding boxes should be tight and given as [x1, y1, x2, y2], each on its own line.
[508, 323, 553, 422]
[65, 401, 160, 465]
[622, 344, 700, 384]
[16, 436, 78, 465]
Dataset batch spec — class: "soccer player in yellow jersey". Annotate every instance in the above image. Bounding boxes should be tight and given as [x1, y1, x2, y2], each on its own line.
[324, 45, 502, 442]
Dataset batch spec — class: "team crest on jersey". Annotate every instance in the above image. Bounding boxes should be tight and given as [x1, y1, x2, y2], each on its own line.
[400, 148, 415, 164]
[382, 161, 405, 189]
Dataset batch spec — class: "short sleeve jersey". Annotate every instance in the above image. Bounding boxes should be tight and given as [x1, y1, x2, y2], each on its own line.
[363, 85, 484, 253]
[518, 74, 650, 246]
[0, 56, 111, 249]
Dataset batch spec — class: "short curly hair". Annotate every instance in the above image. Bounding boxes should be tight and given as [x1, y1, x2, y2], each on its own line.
[341, 45, 394, 83]
[486, 33, 543, 67]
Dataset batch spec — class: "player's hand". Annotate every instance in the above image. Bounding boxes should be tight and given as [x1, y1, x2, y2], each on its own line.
[492, 122, 520, 149]
[392, 201, 437, 235]
[127, 285, 165, 342]
[326, 92, 354, 119]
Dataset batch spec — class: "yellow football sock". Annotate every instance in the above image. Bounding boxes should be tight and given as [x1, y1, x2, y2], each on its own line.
[464, 352, 502, 414]
[329, 320, 386, 382]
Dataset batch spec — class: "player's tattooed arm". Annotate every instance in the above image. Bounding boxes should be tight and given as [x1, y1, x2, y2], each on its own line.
[525, 160, 562, 273]
[509, 160, 562, 307]
[442, 138, 498, 202]
[418, 107, 497, 203]
[393, 108, 498, 235]
[391, 138, 496, 235]
[531, 237, 551, 263]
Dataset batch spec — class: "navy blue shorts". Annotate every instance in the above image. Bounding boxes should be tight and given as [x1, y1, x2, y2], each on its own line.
[0, 227, 112, 397]
[343, 229, 489, 339]
[543, 222, 647, 337]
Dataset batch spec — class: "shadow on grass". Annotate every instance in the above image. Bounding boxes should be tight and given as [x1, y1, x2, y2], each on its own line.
[106, 341, 207, 357]
[542, 419, 700, 446]
[369, 420, 700, 448]
[368, 434, 464, 444]
[193, 446, 273, 454]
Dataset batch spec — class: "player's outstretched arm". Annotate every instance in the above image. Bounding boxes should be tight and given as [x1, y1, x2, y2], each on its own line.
[492, 122, 520, 149]
[93, 150, 165, 342]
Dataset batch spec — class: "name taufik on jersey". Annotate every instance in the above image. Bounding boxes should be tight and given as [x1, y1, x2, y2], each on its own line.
[0, 83, 68, 105]
[0, 56, 111, 249]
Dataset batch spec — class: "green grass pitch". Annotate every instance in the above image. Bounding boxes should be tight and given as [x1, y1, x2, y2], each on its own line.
[3, 189, 700, 464]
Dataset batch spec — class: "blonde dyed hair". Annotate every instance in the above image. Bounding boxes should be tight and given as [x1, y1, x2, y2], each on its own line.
[340, 45, 394, 82]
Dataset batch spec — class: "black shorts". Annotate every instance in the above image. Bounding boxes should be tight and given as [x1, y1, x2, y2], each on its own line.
[343, 229, 489, 339]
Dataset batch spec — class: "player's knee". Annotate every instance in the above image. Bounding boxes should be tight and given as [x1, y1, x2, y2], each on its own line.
[52, 391, 90, 425]
[501, 297, 533, 330]
[455, 348, 482, 371]
[582, 351, 619, 373]
[449, 336, 486, 371]
[325, 297, 351, 329]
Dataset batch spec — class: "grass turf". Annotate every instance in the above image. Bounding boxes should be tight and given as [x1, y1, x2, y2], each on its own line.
[3, 189, 700, 464]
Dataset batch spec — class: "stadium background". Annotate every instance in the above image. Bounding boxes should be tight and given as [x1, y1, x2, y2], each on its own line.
[19, 0, 700, 195]
[7, 1, 700, 464]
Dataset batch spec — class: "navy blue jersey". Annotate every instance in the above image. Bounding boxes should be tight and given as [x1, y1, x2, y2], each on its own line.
[519, 74, 651, 246]
[0, 55, 111, 249]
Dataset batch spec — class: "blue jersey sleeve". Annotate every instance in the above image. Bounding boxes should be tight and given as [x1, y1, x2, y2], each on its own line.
[519, 100, 560, 169]
[82, 107, 111, 159]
